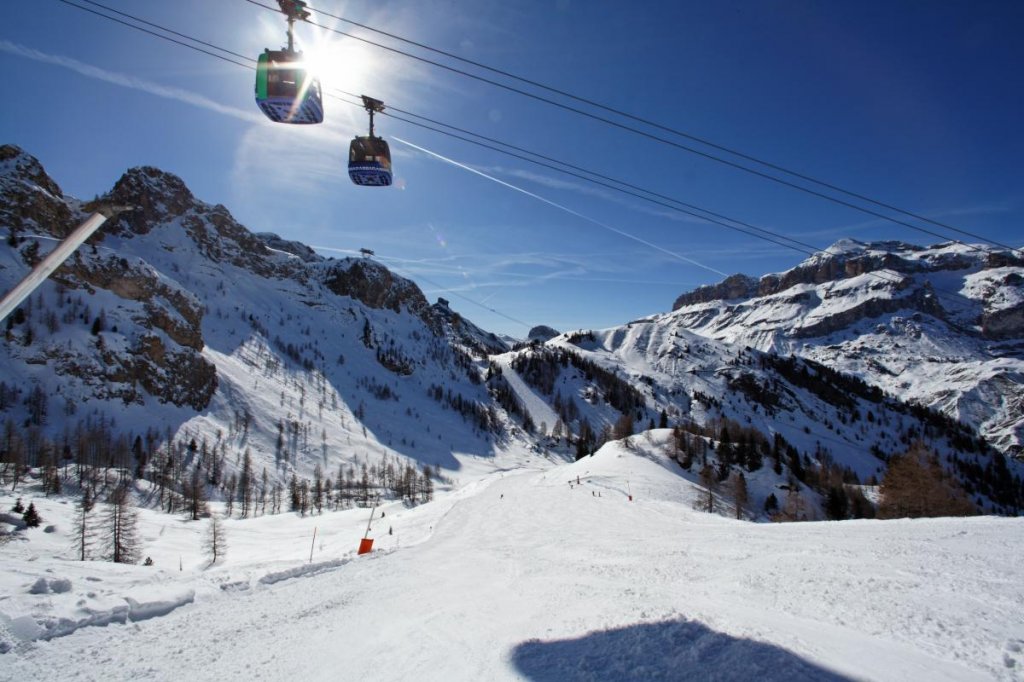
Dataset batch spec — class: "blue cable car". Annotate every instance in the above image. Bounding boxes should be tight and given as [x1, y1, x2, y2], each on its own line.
[255, 50, 323, 124]
[349, 96, 392, 187]
[254, 1, 323, 125]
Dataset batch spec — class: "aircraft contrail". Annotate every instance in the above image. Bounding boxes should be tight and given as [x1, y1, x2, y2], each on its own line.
[0, 40, 261, 123]
[392, 137, 728, 278]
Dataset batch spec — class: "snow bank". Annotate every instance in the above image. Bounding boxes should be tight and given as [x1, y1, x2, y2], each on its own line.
[3, 453, 1024, 680]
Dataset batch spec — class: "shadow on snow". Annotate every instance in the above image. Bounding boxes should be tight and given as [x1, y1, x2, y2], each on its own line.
[510, 619, 853, 682]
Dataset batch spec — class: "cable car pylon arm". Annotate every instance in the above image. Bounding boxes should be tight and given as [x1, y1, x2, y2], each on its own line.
[361, 95, 386, 137]
[276, 0, 311, 52]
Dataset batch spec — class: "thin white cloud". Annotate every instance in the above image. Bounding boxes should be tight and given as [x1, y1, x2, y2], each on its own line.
[0, 40, 262, 123]
[486, 166, 708, 226]
[393, 137, 729, 277]
[794, 201, 1016, 244]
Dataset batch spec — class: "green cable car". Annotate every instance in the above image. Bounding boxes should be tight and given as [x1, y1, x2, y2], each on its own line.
[255, 50, 323, 124]
[254, 0, 323, 125]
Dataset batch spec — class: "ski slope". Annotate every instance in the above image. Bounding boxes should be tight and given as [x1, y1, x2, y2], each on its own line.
[3, 436, 1024, 681]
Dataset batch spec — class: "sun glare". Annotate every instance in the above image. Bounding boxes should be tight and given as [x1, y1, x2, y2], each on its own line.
[305, 40, 373, 99]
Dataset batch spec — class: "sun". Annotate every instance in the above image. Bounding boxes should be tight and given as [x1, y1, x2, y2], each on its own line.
[304, 38, 374, 100]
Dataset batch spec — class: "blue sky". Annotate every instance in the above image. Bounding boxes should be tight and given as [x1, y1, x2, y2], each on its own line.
[3, 1, 1022, 337]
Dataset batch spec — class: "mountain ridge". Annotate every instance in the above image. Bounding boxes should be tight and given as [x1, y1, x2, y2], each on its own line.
[666, 238, 1024, 456]
[1, 144, 1020, 518]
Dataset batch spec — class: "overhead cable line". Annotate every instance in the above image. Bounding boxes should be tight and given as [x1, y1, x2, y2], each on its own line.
[291, 0, 1018, 255]
[376, 258, 534, 331]
[308, 246, 534, 330]
[377, 104, 825, 257]
[53, 0, 252, 69]
[54, 0, 820, 261]
[76, 0, 255, 63]
[51, 0, 537, 331]
[46, 0, 1008, 342]
[323, 92, 991, 332]
[239, 0, 1021, 257]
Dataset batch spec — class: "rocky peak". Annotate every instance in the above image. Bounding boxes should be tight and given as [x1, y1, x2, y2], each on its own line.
[528, 325, 561, 342]
[672, 274, 758, 310]
[0, 144, 71, 238]
[106, 166, 195, 235]
[256, 232, 322, 263]
[758, 249, 914, 298]
[0, 145, 64, 199]
[672, 241, 997, 310]
[321, 258, 434, 328]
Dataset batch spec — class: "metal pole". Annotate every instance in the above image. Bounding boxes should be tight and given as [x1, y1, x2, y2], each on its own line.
[363, 503, 377, 539]
[0, 206, 131, 324]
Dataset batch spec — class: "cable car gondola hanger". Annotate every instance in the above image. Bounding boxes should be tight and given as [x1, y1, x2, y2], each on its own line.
[255, 0, 324, 124]
[349, 95, 393, 187]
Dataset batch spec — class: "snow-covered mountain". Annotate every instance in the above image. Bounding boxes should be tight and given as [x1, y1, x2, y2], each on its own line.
[3, 144, 1024, 678]
[0, 144, 527, 491]
[1, 144, 1021, 517]
[666, 238, 1024, 457]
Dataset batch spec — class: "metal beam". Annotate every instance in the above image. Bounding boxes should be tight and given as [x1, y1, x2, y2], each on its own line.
[0, 205, 133, 324]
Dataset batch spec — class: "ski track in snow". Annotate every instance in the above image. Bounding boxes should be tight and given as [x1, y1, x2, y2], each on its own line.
[3, 440, 1024, 681]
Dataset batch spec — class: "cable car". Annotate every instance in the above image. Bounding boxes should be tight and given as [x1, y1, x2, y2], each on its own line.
[255, 1, 323, 125]
[349, 96, 392, 187]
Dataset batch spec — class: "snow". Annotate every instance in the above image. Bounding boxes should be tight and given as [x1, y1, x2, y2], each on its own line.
[3, 153, 1023, 679]
[664, 241, 1024, 455]
[3, 438, 1023, 680]
[493, 352, 561, 433]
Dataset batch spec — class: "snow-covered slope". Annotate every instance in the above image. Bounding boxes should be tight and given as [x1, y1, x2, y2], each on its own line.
[3, 441, 1023, 681]
[1, 145, 1020, 517]
[668, 239, 1024, 456]
[0, 145, 532, 492]
[495, 321, 1021, 514]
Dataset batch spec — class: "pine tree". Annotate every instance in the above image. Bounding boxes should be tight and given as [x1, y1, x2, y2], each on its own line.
[74, 489, 96, 560]
[205, 513, 227, 566]
[239, 449, 254, 518]
[420, 469, 434, 503]
[288, 473, 300, 512]
[731, 471, 749, 520]
[781, 479, 808, 522]
[259, 468, 269, 516]
[745, 436, 763, 472]
[22, 501, 41, 528]
[313, 465, 324, 514]
[272, 482, 283, 514]
[224, 473, 237, 517]
[878, 444, 976, 519]
[698, 463, 717, 513]
[299, 479, 310, 516]
[717, 426, 734, 469]
[825, 485, 849, 520]
[613, 412, 634, 441]
[105, 484, 140, 564]
[185, 465, 208, 521]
